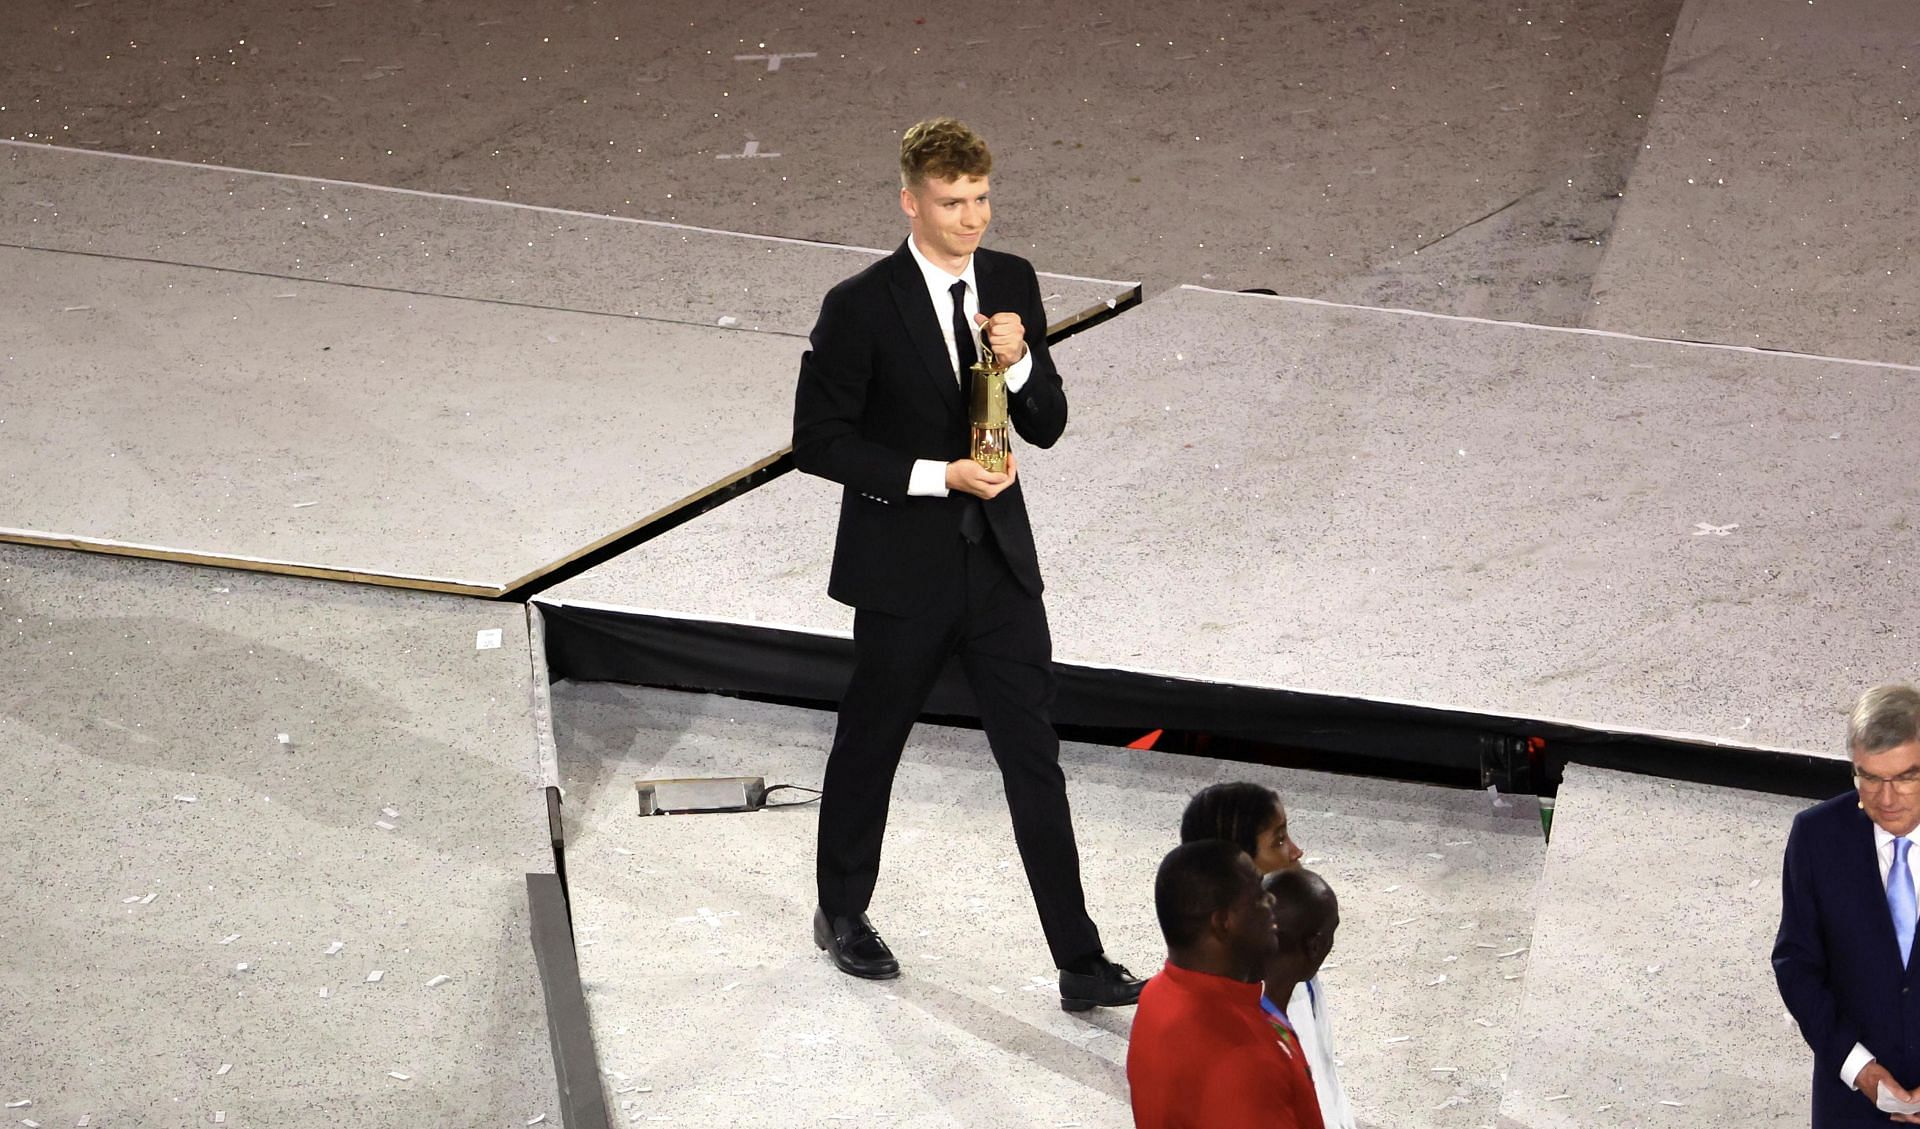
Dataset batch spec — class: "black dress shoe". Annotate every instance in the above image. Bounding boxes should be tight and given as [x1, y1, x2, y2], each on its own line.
[813, 908, 901, 980]
[1058, 954, 1145, 1012]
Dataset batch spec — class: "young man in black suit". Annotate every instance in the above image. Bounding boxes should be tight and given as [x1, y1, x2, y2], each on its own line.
[792, 118, 1141, 1011]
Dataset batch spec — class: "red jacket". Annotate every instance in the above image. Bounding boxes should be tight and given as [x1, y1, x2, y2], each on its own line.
[1126, 961, 1326, 1129]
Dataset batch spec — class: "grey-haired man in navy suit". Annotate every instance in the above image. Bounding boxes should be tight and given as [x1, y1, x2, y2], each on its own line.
[1776, 683, 1920, 1125]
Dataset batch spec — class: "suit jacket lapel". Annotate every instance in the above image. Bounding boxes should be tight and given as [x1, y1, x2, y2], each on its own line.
[887, 243, 963, 417]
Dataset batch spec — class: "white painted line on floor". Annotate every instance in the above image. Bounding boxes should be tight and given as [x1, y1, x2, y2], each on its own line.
[0, 140, 1137, 289]
[1179, 284, 1920, 373]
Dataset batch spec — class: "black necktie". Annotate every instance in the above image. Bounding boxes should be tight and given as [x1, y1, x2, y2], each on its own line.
[949, 279, 988, 545]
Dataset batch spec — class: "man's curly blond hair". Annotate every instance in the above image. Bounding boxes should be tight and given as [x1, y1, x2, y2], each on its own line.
[900, 118, 993, 189]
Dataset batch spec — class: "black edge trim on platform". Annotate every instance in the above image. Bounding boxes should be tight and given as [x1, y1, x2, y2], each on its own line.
[498, 454, 794, 603]
[492, 290, 1138, 605]
[527, 872, 611, 1129]
[1045, 284, 1143, 346]
[534, 601, 1852, 802]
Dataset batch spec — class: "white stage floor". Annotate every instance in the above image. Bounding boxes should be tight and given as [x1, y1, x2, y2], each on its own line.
[0, 143, 1136, 592]
[551, 681, 1545, 1129]
[1501, 766, 1812, 1127]
[1587, 0, 1920, 366]
[0, 543, 557, 1127]
[542, 286, 1919, 757]
[0, 142, 1135, 339]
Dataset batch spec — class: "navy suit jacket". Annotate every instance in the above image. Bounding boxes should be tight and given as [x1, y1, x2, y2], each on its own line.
[791, 242, 1068, 616]
[1774, 792, 1920, 1125]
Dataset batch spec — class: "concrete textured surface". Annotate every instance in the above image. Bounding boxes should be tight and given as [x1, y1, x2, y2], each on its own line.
[1499, 766, 1812, 1127]
[0, 141, 1135, 338]
[0, 542, 555, 1128]
[544, 286, 1916, 756]
[551, 680, 1545, 1129]
[1587, 0, 1920, 366]
[0, 242, 803, 588]
[0, 0, 1683, 324]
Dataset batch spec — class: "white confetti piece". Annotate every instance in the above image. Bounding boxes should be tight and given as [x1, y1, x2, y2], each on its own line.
[1497, 947, 1528, 958]
[61, 305, 93, 312]
[1596, 1105, 1614, 1113]
[1474, 1018, 1494, 1028]
[216, 1063, 232, 1076]
[1659, 1100, 1686, 1107]
[139, 892, 157, 905]
[1546, 1093, 1570, 1101]
[1382, 884, 1402, 893]
[1646, 964, 1663, 974]
[235, 963, 251, 972]
[526, 1116, 546, 1126]
[427, 975, 451, 988]
[1446, 840, 1473, 847]
[1426, 974, 1448, 986]
[174, 795, 198, 803]
[122, 896, 142, 904]
[1383, 1035, 1414, 1044]
[476, 628, 503, 650]
[381, 806, 400, 819]
[375, 821, 396, 831]
[1391, 917, 1415, 926]
[1503, 972, 1524, 980]
[1301, 856, 1324, 865]
[214, 1113, 225, 1124]
[1431, 1066, 1457, 1073]
[276, 733, 292, 747]
[716, 315, 740, 327]
[722, 981, 741, 991]
[1749, 878, 1761, 888]
[5, 1105, 28, 1112]
[612, 847, 634, 855]
[23, 1119, 41, 1129]
[366, 970, 385, 982]
[387, 1071, 410, 1081]
[318, 987, 330, 998]
[325, 941, 344, 955]
[219, 934, 240, 946]
[1424, 852, 1444, 860]
[290, 501, 318, 509]
[77, 1117, 90, 1127]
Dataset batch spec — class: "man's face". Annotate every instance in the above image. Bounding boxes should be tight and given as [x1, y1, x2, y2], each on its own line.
[1855, 740, 1920, 836]
[900, 174, 991, 266]
[1225, 855, 1280, 970]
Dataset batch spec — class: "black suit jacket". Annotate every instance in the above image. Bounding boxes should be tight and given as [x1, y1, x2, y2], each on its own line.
[792, 242, 1069, 616]
[1774, 793, 1920, 1126]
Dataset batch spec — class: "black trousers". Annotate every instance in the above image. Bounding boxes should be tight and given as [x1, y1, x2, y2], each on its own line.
[815, 537, 1103, 968]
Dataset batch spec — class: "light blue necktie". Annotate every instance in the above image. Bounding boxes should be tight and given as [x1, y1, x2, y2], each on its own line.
[1892, 837, 1917, 968]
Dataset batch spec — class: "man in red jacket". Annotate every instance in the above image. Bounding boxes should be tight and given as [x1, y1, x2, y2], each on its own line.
[1128, 839, 1326, 1129]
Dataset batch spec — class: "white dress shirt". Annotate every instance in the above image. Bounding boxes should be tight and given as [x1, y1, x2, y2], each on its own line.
[1841, 823, 1919, 1089]
[1288, 974, 1356, 1129]
[902, 236, 1034, 498]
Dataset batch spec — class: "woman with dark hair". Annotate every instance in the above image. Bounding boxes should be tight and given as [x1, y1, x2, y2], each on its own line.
[1180, 782, 1356, 1129]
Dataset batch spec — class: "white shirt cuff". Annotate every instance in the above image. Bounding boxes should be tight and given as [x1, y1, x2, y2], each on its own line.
[1003, 349, 1033, 394]
[1842, 1043, 1875, 1089]
[908, 459, 950, 497]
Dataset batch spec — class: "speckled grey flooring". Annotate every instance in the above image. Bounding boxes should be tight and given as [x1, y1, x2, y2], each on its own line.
[0, 543, 556, 1128]
[552, 680, 1545, 1129]
[0, 142, 1134, 339]
[543, 286, 1914, 756]
[1499, 766, 1814, 1128]
[1587, 0, 1920, 366]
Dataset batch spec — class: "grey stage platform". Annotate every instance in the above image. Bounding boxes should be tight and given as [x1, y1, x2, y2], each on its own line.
[1587, 0, 1920, 366]
[0, 543, 556, 1127]
[0, 1, 1681, 322]
[0, 142, 1134, 339]
[0, 143, 1135, 593]
[551, 680, 1545, 1129]
[541, 285, 1919, 758]
[1500, 766, 1812, 1127]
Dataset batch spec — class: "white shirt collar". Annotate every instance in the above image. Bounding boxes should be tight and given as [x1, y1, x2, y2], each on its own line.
[1878, 822, 1905, 853]
[906, 235, 977, 299]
